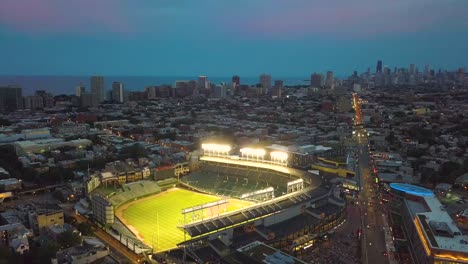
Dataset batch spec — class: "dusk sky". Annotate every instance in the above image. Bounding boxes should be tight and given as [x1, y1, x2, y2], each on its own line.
[1, 0, 467, 77]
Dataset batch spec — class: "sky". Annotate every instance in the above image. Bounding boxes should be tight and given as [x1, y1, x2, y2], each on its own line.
[0, 0, 467, 77]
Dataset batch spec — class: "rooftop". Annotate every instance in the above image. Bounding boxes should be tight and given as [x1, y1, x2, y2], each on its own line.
[235, 241, 306, 264]
[415, 195, 468, 253]
[390, 183, 434, 197]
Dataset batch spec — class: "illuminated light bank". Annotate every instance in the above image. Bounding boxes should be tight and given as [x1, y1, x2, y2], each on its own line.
[270, 151, 288, 162]
[240, 148, 266, 159]
[201, 143, 231, 156]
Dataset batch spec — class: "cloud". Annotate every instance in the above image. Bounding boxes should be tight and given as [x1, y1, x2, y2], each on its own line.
[221, 0, 468, 38]
[0, 0, 133, 34]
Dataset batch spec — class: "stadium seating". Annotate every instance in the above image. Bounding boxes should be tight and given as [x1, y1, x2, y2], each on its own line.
[182, 162, 299, 199]
[107, 180, 162, 207]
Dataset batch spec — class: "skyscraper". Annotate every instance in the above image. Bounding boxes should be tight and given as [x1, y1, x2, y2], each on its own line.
[214, 84, 227, 98]
[91, 76, 105, 103]
[197, 76, 208, 90]
[310, 73, 323, 87]
[325, 71, 334, 88]
[232, 75, 240, 87]
[409, 64, 415, 75]
[273, 80, 283, 98]
[259, 74, 272, 95]
[112, 82, 124, 103]
[0, 85, 23, 112]
[376, 60, 382, 73]
[75, 82, 85, 97]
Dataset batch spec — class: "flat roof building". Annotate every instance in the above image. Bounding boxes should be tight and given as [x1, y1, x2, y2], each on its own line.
[390, 183, 468, 263]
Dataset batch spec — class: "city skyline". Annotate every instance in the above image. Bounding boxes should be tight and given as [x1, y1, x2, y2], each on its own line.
[1, 0, 468, 76]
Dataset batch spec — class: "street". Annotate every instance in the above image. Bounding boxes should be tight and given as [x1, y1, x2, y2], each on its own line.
[353, 93, 390, 264]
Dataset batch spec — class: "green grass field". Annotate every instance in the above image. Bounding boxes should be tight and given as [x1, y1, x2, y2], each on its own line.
[118, 188, 251, 252]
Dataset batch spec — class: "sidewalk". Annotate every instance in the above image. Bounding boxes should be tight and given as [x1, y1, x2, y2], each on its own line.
[381, 209, 398, 264]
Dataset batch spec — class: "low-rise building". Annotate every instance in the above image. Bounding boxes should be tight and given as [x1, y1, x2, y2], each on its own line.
[28, 204, 64, 235]
[52, 237, 109, 264]
[390, 183, 468, 264]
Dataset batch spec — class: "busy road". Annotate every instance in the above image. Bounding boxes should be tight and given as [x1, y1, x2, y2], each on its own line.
[353, 93, 390, 264]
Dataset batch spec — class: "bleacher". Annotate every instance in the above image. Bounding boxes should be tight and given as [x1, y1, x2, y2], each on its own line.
[106, 180, 162, 207]
[182, 163, 300, 199]
[157, 178, 178, 191]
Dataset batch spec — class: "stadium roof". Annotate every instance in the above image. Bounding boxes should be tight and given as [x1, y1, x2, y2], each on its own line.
[179, 187, 329, 237]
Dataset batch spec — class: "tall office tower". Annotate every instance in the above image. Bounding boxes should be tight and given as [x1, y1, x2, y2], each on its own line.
[424, 64, 431, 76]
[259, 74, 272, 95]
[80, 92, 98, 108]
[325, 71, 334, 88]
[310, 73, 323, 87]
[197, 76, 208, 90]
[0, 85, 23, 112]
[273, 80, 283, 98]
[232, 75, 240, 87]
[91, 76, 105, 103]
[458, 67, 465, 81]
[75, 83, 86, 97]
[409, 64, 415, 75]
[111, 82, 124, 103]
[383, 66, 391, 75]
[376, 60, 383, 73]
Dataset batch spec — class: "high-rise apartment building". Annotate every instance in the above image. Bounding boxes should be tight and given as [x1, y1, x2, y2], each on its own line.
[310, 73, 323, 87]
[259, 74, 272, 95]
[91, 76, 105, 103]
[0, 86, 23, 112]
[273, 80, 283, 98]
[76, 83, 86, 97]
[197, 76, 208, 90]
[23, 96, 44, 110]
[325, 71, 334, 88]
[214, 84, 227, 98]
[111, 82, 124, 103]
[376, 60, 383, 73]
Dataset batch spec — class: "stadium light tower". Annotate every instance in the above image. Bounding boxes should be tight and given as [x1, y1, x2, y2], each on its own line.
[201, 143, 231, 157]
[240, 148, 266, 161]
[270, 151, 288, 165]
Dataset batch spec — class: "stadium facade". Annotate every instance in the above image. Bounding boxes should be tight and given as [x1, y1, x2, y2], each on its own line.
[88, 145, 347, 262]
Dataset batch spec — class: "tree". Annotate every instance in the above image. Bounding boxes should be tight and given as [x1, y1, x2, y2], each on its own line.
[77, 222, 95, 236]
[437, 161, 464, 184]
[57, 230, 82, 249]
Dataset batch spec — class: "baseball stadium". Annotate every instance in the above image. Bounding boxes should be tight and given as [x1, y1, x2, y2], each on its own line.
[90, 143, 347, 262]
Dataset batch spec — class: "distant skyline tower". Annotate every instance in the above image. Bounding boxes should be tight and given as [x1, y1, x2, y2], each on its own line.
[325, 71, 334, 88]
[75, 82, 85, 97]
[409, 64, 415, 75]
[273, 80, 283, 98]
[90, 75, 105, 103]
[310, 73, 323, 87]
[259, 74, 272, 95]
[112, 82, 124, 103]
[376, 60, 383, 73]
[232, 75, 240, 86]
[197, 75, 208, 90]
[0, 85, 23, 112]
